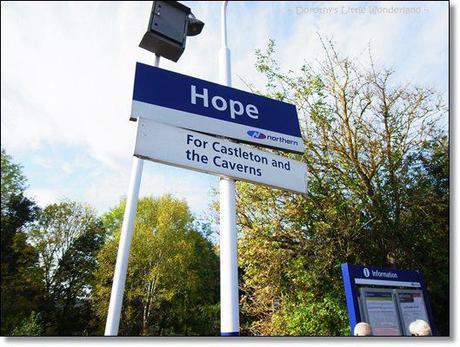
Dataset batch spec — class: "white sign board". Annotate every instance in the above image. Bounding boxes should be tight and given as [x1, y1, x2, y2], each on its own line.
[134, 118, 307, 194]
[360, 288, 402, 336]
[396, 290, 429, 336]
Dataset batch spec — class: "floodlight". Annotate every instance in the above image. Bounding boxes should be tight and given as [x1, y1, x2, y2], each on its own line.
[139, 1, 205, 62]
[187, 13, 204, 36]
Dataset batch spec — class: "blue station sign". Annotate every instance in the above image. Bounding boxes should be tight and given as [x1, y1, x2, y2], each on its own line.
[131, 63, 304, 153]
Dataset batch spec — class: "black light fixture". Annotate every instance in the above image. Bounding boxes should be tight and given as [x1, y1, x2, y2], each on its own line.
[187, 12, 204, 36]
[139, 1, 205, 62]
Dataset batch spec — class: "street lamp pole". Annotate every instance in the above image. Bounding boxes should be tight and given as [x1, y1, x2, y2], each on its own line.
[219, 0, 239, 337]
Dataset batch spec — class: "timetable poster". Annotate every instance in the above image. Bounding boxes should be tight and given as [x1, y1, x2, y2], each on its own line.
[397, 290, 429, 336]
[361, 289, 401, 336]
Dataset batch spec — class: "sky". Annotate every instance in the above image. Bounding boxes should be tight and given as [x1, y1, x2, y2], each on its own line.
[1, 1, 449, 220]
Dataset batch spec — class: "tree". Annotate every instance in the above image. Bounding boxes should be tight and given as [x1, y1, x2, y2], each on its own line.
[92, 195, 220, 336]
[234, 39, 448, 335]
[11, 312, 43, 336]
[1, 149, 42, 335]
[28, 201, 105, 335]
[397, 136, 449, 334]
[1, 148, 27, 213]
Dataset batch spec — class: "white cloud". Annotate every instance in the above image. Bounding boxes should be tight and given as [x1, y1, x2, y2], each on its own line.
[1, 1, 448, 216]
[28, 187, 61, 208]
[31, 155, 54, 169]
[23, 157, 217, 216]
[141, 166, 218, 215]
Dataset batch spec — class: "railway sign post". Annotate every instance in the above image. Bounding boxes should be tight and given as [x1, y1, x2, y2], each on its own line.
[105, 1, 305, 337]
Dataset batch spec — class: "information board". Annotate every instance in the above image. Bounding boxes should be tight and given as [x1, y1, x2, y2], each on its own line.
[359, 288, 402, 336]
[396, 289, 429, 336]
[341, 263, 436, 336]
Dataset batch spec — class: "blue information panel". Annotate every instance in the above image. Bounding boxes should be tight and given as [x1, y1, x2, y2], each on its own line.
[341, 263, 436, 336]
[131, 63, 304, 153]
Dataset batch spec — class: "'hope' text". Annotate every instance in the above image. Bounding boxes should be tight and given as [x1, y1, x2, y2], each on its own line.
[191, 85, 259, 120]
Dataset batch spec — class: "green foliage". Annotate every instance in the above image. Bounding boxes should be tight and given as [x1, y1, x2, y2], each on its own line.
[1, 150, 220, 336]
[271, 292, 349, 336]
[11, 312, 43, 336]
[1, 149, 42, 335]
[28, 201, 105, 335]
[398, 136, 449, 334]
[235, 39, 448, 336]
[1, 148, 27, 215]
[93, 195, 219, 336]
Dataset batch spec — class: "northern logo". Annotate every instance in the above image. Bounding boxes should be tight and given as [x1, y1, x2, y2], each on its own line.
[247, 130, 266, 140]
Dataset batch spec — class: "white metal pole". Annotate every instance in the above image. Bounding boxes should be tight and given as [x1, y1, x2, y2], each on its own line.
[219, 1, 239, 336]
[104, 55, 160, 336]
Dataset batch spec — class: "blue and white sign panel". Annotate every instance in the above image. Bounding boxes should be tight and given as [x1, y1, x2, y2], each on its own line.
[131, 63, 304, 153]
[341, 263, 436, 336]
[135, 118, 307, 194]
